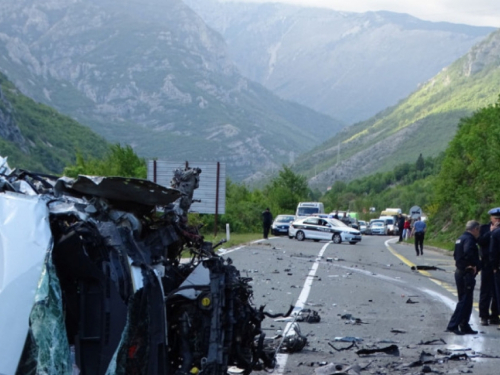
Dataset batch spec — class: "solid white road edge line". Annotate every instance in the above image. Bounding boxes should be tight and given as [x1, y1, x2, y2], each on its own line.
[217, 237, 278, 256]
[274, 242, 331, 374]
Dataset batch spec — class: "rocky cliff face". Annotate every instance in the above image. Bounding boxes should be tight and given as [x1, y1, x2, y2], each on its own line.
[0, 0, 343, 181]
[184, 0, 495, 124]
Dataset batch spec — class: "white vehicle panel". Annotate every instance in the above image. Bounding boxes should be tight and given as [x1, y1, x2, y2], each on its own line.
[0, 192, 51, 375]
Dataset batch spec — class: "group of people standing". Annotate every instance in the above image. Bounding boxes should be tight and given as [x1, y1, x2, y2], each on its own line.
[446, 207, 500, 335]
[396, 214, 427, 256]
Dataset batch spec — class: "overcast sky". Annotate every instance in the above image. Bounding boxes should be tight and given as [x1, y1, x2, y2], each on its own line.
[226, 0, 500, 27]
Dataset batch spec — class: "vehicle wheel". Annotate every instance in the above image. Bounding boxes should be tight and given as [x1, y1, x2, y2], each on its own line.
[313, 239, 320, 242]
[288, 235, 293, 239]
[296, 231, 305, 241]
[349, 241, 357, 245]
[332, 233, 342, 244]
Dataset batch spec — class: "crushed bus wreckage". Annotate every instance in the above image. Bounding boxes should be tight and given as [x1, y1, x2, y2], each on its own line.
[0, 156, 291, 375]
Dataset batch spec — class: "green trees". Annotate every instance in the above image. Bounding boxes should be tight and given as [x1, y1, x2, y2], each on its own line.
[320, 154, 441, 216]
[201, 166, 311, 233]
[432, 96, 500, 240]
[213, 180, 264, 233]
[64, 144, 147, 178]
[265, 166, 309, 213]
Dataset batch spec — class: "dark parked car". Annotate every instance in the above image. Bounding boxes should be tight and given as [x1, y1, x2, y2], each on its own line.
[347, 217, 359, 230]
[271, 214, 296, 236]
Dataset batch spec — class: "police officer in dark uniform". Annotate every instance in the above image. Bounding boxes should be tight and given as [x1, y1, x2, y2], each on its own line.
[397, 214, 405, 242]
[488, 207, 500, 328]
[262, 208, 273, 239]
[446, 220, 481, 335]
[478, 216, 499, 325]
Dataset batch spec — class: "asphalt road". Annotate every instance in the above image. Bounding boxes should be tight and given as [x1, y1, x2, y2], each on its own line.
[219, 234, 500, 375]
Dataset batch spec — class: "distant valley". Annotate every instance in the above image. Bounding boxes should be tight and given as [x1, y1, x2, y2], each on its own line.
[185, 0, 494, 124]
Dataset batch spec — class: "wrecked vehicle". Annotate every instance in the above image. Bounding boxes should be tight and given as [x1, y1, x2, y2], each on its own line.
[0, 156, 282, 375]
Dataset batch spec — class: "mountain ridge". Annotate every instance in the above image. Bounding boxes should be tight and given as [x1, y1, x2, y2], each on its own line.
[184, 0, 495, 124]
[0, 0, 344, 181]
[298, 28, 500, 190]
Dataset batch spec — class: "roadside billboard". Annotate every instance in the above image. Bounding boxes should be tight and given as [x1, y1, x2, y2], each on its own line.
[148, 160, 226, 214]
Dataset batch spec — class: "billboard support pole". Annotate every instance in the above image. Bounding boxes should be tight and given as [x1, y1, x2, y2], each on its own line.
[153, 160, 157, 183]
[214, 162, 220, 236]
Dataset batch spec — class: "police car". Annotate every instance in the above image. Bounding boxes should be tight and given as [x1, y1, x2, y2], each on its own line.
[288, 217, 362, 244]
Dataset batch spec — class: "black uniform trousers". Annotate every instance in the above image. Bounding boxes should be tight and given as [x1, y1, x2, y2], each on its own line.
[447, 269, 476, 330]
[494, 271, 500, 314]
[479, 264, 498, 319]
[414, 232, 425, 255]
[263, 224, 271, 239]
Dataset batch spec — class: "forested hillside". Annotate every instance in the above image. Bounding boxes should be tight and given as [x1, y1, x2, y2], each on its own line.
[432, 95, 500, 242]
[319, 96, 500, 246]
[0, 72, 109, 174]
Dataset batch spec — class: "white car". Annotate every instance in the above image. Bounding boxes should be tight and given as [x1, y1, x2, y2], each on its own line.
[288, 217, 362, 244]
[369, 220, 388, 235]
[379, 216, 399, 235]
[358, 220, 367, 234]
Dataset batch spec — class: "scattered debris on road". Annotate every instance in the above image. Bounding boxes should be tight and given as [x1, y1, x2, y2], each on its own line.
[411, 265, 446, 271]
[356, 344, 400, 357]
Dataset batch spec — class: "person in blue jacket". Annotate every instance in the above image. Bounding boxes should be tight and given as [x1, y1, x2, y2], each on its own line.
[413, 217, 426, 256]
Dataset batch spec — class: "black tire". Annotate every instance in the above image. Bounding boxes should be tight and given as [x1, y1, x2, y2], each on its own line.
[296, 231, 305, 241]
[332, 233, 342, 244]
[349, 241, 357, 245]
[313, 239, 320, 242]
[288, 235, 293, 239]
